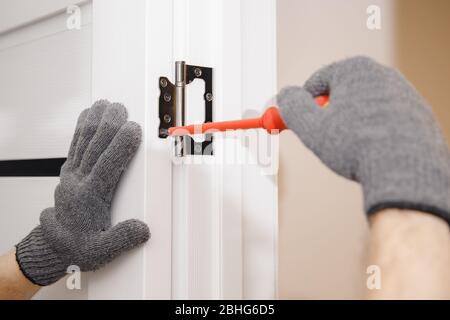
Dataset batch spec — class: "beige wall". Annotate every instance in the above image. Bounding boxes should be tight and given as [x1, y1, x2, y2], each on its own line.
[277, 0, 450, 299]
[395, 0, 450, 143]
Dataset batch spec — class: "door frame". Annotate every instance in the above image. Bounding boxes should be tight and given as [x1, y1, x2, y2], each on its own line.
[89, 0, 277, 299]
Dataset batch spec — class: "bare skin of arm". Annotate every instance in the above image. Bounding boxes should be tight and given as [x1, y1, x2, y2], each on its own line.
[366, 209, 450, 300]
[0, 249, 40, 300]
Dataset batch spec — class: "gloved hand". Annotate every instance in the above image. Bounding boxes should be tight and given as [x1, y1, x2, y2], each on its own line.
[16, 101, 150, 286]
[278, 56, 450, 223]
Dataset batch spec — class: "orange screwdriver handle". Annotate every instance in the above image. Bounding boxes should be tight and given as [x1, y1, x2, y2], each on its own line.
[262, 95, 329, 133]
[315, 95, 329, 108]
[169, 95, 329, 136]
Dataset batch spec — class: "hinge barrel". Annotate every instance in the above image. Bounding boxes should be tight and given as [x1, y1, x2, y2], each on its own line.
[174, 61, 186, 157]
[158, 61, 213, 157]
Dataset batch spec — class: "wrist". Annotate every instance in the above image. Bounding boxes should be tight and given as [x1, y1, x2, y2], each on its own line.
[15, 226, 67, 286]
[0, 249, 40, 299]
[367, 208, 450, 299]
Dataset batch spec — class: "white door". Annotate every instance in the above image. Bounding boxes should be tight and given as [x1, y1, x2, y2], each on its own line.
[0, 0, 277, 300]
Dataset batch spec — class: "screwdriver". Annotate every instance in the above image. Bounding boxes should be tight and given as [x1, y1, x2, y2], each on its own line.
[168, 95, 329, 136]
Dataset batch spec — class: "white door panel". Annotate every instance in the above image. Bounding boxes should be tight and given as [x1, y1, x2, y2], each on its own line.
[0, 0, 277, 300]
[0, 0, 92, 300]
[0, 2, 92, 160]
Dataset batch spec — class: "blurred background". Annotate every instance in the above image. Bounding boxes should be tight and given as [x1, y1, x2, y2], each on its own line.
[277, 0, 450, 299]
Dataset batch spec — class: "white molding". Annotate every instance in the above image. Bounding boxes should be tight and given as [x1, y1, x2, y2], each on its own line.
[241, 0, 278, 299]
[144, 0, 174, 300]
[170, 0, 278, 299]
[214, 0, 244, 299]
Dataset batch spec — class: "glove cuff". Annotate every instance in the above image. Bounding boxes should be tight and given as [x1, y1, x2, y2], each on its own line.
[368, 202, 450, 224]
[15, 226, 67, 286]
[360, 148, 450, 225]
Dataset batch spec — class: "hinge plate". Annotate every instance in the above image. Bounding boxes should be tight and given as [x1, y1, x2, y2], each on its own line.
[158, 62, 213, 156]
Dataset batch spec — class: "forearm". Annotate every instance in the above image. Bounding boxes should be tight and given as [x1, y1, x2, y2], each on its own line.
[0, 249, 40, 300]
[366, 209, 450, 299]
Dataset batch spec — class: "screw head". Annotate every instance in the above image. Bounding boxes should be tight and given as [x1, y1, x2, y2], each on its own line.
[194, 68, 202, 77]
[163, 114, 172, 123]
[205, 93, 213, 102]
[160, 78, 168, 87]
[164, 93, 172, 102]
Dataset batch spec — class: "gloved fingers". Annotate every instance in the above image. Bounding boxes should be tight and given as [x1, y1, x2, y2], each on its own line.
[91, 219, 150, 265]
[305, 56, 385, 99]
[65, 108, 89, 169]
[79, 103, 128, 175]
[278, 86, 329, 151]
[72, 100, 109, 169]
[278, 86, 327, 124]
[89, 121, 142, 197]
[303, 62, 337, 97]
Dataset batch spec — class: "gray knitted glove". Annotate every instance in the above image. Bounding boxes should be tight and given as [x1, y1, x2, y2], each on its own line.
[16, 101, 150, 286]
[278, 56, 450, 223]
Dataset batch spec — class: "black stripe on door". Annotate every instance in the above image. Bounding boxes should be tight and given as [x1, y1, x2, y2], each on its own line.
[0, 158, 66, 177]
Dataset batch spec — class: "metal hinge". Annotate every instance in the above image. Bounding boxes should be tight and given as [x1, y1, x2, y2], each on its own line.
[158, 61, 213, 157]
